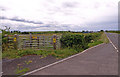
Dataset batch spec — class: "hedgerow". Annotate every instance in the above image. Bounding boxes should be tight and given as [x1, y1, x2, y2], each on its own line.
[60, 33, 102, 51]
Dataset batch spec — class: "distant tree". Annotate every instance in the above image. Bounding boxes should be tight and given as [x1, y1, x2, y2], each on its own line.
[82, 30, 85, 33]
[68, 30, 71, 32]
[105, 30, 108, 32]
[4, 26, 10, 32]
[100, 30, 104, 32]
[55, 31, 58, 33]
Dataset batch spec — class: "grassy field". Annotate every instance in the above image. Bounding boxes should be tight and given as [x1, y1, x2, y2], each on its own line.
[2, 32, 109, 59]
[106, 31, 120, 34]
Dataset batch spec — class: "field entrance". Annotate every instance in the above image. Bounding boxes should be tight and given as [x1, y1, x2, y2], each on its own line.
[7, 34, 61, 50]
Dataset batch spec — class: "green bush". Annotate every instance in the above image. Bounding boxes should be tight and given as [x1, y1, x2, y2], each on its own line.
[60, 33, 102, 50]
[84, 33, 101, 43]
[60, 34, 89, 50]
[2, 30, 11, 51]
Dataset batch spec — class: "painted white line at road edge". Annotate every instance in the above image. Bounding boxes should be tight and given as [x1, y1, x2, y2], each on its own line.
[106, 34, 118, 52]
[20, 43, 104, 77]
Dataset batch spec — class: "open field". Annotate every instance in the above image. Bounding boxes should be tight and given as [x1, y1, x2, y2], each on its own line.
[106, 31, 120, 34]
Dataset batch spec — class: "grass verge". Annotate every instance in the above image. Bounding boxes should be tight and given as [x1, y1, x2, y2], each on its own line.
[88, 32, 109, 47]
[2, 32, 109, 59]
[16, 67, 30, 75]
[2, 48, 79, 59]
[100, 32, 109, 43]
[88, 41, 103, 47]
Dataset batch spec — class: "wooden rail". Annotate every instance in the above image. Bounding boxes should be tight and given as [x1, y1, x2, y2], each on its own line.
[6, 34, 61, 50]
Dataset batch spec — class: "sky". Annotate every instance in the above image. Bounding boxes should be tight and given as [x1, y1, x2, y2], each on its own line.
[0, 0, 119, 31]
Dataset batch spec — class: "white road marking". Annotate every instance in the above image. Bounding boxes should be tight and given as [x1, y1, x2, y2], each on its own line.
[117, 50, 119, 53]
[106, 34, 119, 52]
[20, 43, 104, 77]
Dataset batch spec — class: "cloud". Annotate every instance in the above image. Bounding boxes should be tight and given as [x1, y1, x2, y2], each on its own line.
[0, 6, 7, 11]
[0, 16, 44, 24]
[0, 19, 71, 31]
[0, 0, 119, 31]
[62, 2, 79, 8]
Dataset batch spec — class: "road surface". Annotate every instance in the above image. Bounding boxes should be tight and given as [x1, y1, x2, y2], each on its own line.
[30, 33, 118, 75]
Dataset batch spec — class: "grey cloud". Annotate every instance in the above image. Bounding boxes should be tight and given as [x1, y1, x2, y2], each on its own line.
[0, 22, 71, 31]
[0, 16, 44, 24]
[47, 1, 78, 15]
[0, 6, 7, 11]
[0, 21, 117, 31]
[62, 2, 78, 8]
[86, 15, 117, 26]
[0, 23, 16, 31]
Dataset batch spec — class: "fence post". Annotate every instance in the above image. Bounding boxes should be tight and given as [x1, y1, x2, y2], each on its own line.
[14, 34, 18, 49]
[43, 36, 45, 47]
[30, 33, 32, 48]
[4, 34, 8, 50]
[23, 40, 26, 49]
[53, 35, 57, 50]
[37, 36, 39, 49]
[58, 36, 61, 49]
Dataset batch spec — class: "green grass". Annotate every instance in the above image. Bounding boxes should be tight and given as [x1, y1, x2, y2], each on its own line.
[88, 41, 103, 47]
[25, 60, 32, 65]
[88, 32, 109, 47]
[106, 31, 120, 34]
[100, 32, 109, 43]
[2, 48, 78, 59]
[51, 48, 79, 59]
[2, 32, 109, 59]
[2, 49, 21, 59]
[16, 67, 30, 75]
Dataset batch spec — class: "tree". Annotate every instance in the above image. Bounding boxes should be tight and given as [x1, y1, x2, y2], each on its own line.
[100, 30, 104, 32]
[82, 30, 85, 33]
[4, 26, 10, 32]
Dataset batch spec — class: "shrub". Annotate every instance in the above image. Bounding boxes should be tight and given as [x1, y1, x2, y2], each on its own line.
[84, 33, 101, 43]
[60, 33, 102, 51]
[60, 34, 89, 50]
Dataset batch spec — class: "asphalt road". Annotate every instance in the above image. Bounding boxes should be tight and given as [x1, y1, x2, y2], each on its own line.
[30, 33, 118, 75]
[106, 33, 119, 49]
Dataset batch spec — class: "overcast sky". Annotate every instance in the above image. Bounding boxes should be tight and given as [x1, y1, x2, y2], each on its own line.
[0, 0, 119, 31]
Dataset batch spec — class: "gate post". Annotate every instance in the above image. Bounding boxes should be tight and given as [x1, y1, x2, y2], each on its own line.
[30, 33, 32, 48]
[37, 36, 39, 49]
[53, 35, 57, 50]
[14, 34, 18, 49]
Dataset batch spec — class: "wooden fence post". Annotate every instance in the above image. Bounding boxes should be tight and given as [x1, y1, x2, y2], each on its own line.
[4, 34, 8, 49]
[14, 34, 18, 49]
[30, 33, 32, 48]
[43, 36, 45, 47]
[53, 35, 57, 50]
[23, 40, 26, 48]
[37, 36, 39, 49]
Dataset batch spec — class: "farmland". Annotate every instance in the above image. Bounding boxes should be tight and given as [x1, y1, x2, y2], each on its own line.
[106, 30, 120, 34]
